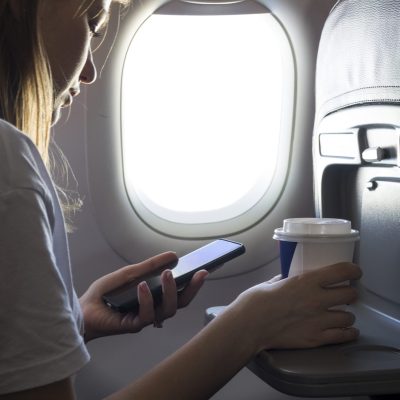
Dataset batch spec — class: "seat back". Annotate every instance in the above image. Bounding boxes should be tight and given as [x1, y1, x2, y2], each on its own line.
[241, 2, 400, 397]
[211, 2, 400, 397]
[314, 0, 400, 322]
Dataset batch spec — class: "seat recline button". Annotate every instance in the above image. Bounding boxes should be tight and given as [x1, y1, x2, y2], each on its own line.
[361, 147, 385, 162]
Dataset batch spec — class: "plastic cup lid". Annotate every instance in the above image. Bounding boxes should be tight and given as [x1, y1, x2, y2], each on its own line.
[273, 218, 359, 241]
[283, 218, 351, 235]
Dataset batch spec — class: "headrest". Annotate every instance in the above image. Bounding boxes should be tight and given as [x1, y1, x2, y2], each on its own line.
[316, 0, 400, 121]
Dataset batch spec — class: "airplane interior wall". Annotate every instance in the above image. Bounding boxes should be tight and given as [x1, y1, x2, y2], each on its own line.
[50, 0, 364, 399]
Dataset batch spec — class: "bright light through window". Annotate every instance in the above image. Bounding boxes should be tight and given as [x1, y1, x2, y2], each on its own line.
[122, 11, 286, 224]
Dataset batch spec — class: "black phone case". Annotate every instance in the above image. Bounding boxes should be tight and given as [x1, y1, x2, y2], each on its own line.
[102, 239, 245, 313]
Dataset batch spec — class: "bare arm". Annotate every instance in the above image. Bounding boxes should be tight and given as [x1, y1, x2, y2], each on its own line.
[105, 263, 361, 400]
[106, 302, 258, 400]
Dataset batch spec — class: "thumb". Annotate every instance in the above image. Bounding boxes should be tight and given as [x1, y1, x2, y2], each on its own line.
[91, 252, 178, 294]
[267, 274, 282, 284]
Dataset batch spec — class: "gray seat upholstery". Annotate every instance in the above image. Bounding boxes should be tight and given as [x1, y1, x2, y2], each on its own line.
[316, 0, 400, 122]
[312, 2, 400, 397]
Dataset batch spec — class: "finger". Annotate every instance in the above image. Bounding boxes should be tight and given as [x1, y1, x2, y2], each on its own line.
[178, 270, 209, 308]
[159, 269, 178, 319]
[320, 326, 360, 345]
[120, 312, 144, 333]
[320, 286, 358, 309]
[318, 310, 356, 329]
[267, 274, 282, 284]
[313, 263, 362, 287]
[136, 281, 155, 327]
[112, 252, 178, 288]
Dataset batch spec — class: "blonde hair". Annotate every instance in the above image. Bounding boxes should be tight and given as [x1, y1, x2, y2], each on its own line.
[0, 0, 53, 164]
[0, 0, 130, 227]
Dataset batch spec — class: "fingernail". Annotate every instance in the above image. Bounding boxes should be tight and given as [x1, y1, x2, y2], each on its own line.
[139, 281, 148, 293]
[200, 270, 209, 279]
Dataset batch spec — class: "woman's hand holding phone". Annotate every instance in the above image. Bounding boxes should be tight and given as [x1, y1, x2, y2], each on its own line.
[79, 252, 208, 342]
[102, 239, 245, 313]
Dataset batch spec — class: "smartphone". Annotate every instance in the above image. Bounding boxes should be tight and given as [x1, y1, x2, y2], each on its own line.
[102, 239, 246, 313]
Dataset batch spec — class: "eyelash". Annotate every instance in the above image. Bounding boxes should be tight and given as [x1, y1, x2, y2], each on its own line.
[89, 21, 103, 38]
[92, 30, 103, 38]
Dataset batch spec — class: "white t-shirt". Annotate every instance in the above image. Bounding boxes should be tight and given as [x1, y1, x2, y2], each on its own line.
[0, 119, 90, 394]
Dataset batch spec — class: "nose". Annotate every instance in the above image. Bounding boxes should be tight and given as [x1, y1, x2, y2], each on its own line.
[79, 48, 97, 85]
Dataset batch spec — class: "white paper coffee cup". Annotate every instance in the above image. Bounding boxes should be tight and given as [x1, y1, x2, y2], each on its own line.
[273, 218, 359, 278]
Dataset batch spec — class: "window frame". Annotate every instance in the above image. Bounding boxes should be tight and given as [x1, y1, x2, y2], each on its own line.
[119, 0, 295, 238]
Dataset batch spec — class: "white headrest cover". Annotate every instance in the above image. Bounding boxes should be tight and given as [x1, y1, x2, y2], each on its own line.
[316, 0, 400, 120]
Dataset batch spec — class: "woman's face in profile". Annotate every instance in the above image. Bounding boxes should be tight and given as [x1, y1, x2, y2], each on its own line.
[38, 0, 111, 123]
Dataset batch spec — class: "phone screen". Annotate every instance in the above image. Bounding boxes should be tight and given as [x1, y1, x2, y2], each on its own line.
[172, 239, 244, 279]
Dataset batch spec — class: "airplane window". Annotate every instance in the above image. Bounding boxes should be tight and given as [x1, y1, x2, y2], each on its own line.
[121, 1, 294, 235]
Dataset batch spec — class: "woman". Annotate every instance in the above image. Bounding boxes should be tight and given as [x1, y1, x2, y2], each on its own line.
[0, 1, 362, 399]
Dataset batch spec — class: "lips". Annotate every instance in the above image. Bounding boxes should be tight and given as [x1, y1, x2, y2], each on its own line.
[61, 93, 72, 108]
[69, 87, 80, 97]
[60, 87, 80, 108]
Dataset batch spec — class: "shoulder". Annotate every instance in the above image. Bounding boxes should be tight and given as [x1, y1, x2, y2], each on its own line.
[0, 118, 36, 154]
[0, 119, 49, 194]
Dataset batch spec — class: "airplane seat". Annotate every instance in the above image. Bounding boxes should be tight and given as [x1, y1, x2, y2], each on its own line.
[314, 0, 400, 329]
[312, 0, 400, 397]
[207, 0, 400, 398]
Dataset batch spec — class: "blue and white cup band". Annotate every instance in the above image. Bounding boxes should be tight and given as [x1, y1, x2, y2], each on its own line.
[279, 240, 297, 278]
